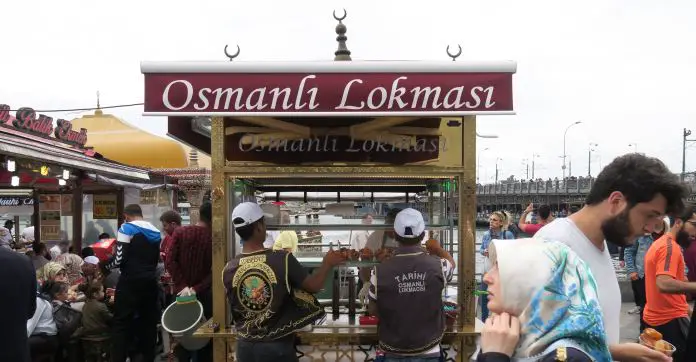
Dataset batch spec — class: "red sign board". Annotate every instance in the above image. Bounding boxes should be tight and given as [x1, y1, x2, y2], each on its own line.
[0, 104, 88, 147]
[142, 61, 515, 116]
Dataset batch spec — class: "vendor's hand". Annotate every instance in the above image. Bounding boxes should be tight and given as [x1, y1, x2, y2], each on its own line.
[323, 251, 345, 267]
[178, 287, 196, 297]
[481, 312, 520, 357]
[630, 272, 639, 281]
[612, 343, 672, 362]
[358, 281, 371, 304]
[482, 250, 489, 257]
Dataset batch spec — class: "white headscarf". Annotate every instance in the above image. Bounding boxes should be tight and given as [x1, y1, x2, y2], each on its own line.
[488, 238, 611, 361]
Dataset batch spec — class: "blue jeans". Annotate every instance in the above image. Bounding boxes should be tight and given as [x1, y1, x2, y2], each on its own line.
[236, 337, 298, 362]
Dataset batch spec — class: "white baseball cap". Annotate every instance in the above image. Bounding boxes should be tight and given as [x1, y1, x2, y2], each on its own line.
[84, 256, 100, 265]
[394, 208, 426, 238]
[232, 202, 271, 228]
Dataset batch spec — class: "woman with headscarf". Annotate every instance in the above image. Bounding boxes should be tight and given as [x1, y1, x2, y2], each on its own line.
[479, 211, 515, 321]
[477, 238, 611, 362]
[55, 252, 85, 285]
[38, 262, 69, 285]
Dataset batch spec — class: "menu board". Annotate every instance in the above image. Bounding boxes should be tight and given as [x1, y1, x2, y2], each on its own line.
[61, 195, 73, 216]
[93, 194, 118, 219]
[40, 210, 61, 241]
[39, 194, 61, 211]
[40, 225, 61, 241]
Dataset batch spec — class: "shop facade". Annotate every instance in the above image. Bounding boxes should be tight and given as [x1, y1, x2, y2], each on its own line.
[0, 103, 174, 251]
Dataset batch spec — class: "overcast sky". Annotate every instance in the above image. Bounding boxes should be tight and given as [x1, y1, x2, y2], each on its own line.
[2, 0, 695, 182]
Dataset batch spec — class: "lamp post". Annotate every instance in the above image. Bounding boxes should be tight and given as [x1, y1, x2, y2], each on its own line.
[684, 128, 695, 181]
[521, 159, 530, 180]
[476, 132, 499, 139]
[477, 147, 489, 183]
[562, 121, 582, 179]
[531, 153, 540, 179]
[628, 143, 638, 153]
[587, 143, 598, 177]
[495, 157, 503, 185]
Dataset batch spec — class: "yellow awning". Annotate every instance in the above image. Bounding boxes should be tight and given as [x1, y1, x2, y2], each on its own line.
[71, 110, 188, 169]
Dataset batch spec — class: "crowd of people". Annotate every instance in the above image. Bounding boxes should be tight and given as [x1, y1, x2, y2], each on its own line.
[2, 153, 696, 362]
[477, 154, 696, 362]
[0, 201, 214, 362]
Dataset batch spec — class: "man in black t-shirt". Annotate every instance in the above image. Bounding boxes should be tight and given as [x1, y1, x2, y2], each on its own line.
[223, 202, 342, 362]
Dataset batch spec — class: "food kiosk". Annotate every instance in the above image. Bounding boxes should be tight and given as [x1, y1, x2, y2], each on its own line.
[141, 12, 515, 362]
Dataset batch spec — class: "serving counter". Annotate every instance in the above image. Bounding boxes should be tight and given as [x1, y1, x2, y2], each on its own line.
[195, 315, 483, 361]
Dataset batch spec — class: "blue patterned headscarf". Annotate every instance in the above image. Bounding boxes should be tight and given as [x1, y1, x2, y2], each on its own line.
[489, 239, 611, 361]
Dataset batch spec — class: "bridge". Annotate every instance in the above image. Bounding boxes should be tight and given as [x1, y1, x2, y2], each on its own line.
[475, 172, 696, 216]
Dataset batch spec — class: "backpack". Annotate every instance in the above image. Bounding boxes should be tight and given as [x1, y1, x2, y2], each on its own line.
[52, 301, 83, 343]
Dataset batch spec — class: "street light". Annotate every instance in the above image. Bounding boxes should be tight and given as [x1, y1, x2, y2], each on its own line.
[588, 143, 598, 177]
[476, 132, 499, 139]
[531, 153, 540, 179]
[495, 157, 503, 185]
[562, 121, 582, 179]
[628, 143, 638, 152]
[477, 147, 489, 183]
[521, 158, 530, 180]
[684, 128, 695, 181]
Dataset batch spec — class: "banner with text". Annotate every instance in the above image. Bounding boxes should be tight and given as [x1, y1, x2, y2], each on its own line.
[143, 62, 515, 116]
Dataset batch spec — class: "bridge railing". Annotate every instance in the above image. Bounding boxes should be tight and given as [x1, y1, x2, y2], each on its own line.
[476, 172, 696, 196]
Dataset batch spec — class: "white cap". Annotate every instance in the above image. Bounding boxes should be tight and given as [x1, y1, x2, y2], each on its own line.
[394, 208, 426, 238]
[84, 256, 100, 265]
[232, 202, 270, 228]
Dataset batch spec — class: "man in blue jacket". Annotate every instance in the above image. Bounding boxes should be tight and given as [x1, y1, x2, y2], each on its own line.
[108, 204, 162, 362]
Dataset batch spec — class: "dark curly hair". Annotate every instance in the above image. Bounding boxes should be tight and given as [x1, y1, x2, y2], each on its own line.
[586, 154, 688, 215]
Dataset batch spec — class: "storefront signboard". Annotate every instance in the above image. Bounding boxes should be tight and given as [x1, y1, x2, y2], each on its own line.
[0, 104, 88, 147]
[142, 61, 515, 116]
[0, 196, 34, 206]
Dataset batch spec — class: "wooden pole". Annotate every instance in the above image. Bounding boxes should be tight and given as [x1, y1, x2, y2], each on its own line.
[210, 116, 229, 362]
[71, 179, 83, 252]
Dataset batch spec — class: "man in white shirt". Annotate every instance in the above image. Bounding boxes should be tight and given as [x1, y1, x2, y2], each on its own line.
[49, 240, 69, 259]
[22, 225, 35, 244]
[350, 213, 374, 250]
[535, 154, 687, 362]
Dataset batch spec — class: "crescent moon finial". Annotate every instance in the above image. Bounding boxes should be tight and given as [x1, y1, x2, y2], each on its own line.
[446, 44, 463, 61]
[333, 8, 347, 21]
[224, 44, 241, 61]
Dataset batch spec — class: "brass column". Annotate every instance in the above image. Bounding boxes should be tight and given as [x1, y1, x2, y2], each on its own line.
[458, 115, 477, 360]
[211, 116, 229, 362]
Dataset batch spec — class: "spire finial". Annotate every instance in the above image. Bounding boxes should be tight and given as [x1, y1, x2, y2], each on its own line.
[333, 9, 351, 61]
[224, 44, 241, 61]
[95, 91, 103, 115]
[189, 148, 199, 168]
[446, 45, 462, 61]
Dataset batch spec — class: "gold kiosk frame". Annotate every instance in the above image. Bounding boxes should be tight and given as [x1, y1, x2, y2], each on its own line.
[141, 15, 515, 359]
[204, 118, 480, 361]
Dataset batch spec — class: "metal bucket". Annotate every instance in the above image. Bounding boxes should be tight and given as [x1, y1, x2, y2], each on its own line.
[161, 299, 210, 351]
